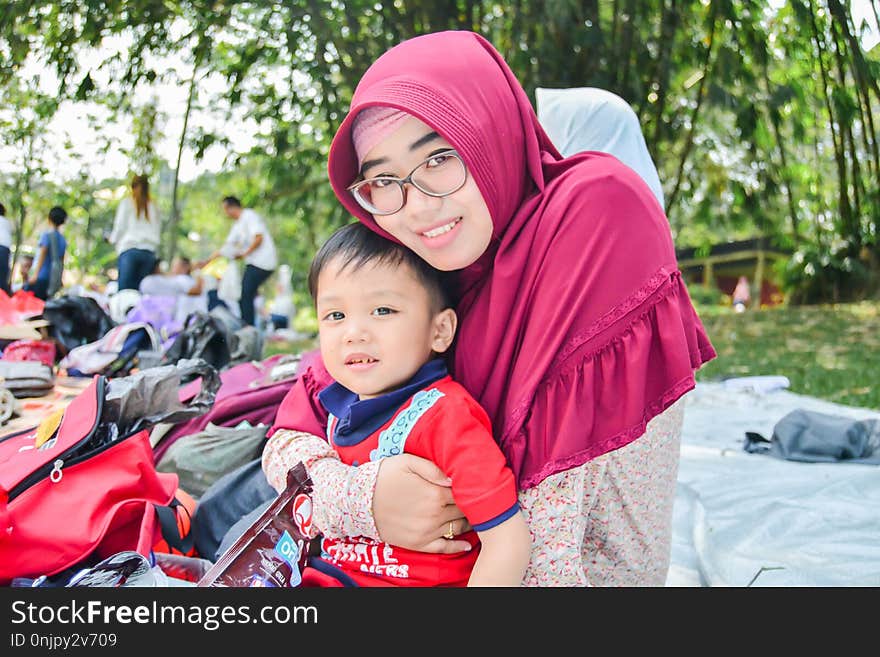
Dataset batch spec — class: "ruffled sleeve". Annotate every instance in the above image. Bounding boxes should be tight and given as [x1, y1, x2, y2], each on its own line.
[507, 268, 714, 490]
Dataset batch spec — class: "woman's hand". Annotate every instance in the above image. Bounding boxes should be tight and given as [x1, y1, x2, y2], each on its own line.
[373, 454, 472, 553]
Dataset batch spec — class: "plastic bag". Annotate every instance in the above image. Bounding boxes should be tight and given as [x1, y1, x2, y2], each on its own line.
[218, 259, 241, 304]
[42, 295, 114, 352]
[100, 358, 221, 438]
[160, 312, 232, 371]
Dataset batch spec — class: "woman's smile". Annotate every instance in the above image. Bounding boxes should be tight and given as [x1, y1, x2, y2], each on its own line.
[418, 217, 463, 248]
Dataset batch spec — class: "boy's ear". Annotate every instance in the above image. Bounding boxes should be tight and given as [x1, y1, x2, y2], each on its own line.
[431, 308, 457, 354]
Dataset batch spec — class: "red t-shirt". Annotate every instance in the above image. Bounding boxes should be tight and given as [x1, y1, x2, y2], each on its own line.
[317, 376, 519, 587]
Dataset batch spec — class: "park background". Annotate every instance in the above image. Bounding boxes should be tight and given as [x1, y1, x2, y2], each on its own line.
[1, 0, 878, 408]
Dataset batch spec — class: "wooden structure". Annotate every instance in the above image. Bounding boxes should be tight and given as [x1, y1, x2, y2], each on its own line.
[675, 237, 792, 306]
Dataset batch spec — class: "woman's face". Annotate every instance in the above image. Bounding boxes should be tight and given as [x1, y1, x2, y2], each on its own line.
[358, 116, 493, 271]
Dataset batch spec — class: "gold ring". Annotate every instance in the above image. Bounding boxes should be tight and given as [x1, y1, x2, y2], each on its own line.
[443, 521, 455, 540]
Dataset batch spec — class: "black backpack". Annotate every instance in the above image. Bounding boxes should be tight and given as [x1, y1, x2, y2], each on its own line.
[160, 312, 232, 372]
[42, 295, 115, 353]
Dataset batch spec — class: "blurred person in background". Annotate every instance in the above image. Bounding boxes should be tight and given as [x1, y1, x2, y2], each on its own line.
[196, 196, 277, 327]
[109, 174, 161, 291]
[25, 205, 67, 301]
[0, 202, 12, 294]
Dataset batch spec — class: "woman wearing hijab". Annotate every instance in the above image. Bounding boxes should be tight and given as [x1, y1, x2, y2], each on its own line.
[263, 31, 715, 586]
[536, 86, 666, 207]
[109, 174, 161, 291]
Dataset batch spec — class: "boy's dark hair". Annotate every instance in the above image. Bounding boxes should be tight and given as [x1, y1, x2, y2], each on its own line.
[309, 222, 453, 311]
[0, 203, 5, 216]
[48, 206, 67, 226]
[222, 196, 242, 207]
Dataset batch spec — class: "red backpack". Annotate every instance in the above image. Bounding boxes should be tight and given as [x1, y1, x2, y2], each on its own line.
[0, 371, 206, 584]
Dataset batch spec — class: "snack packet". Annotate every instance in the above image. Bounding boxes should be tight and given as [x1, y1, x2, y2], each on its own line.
[197, 463, 314, 587]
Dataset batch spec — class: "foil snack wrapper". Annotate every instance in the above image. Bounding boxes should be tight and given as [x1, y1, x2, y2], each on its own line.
[197, 463, 314, 587]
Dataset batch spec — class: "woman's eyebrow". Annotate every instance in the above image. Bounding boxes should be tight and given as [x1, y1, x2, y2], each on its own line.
[360, 156, 387, 176]
[409, 131, 441, 151]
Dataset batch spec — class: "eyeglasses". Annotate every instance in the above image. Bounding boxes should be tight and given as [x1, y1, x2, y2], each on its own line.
[347, 149, 467, 215]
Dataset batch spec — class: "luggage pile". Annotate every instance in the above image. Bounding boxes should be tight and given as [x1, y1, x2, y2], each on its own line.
[0, 289, 311, 587]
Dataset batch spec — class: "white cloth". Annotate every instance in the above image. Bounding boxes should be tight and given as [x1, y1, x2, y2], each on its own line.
[268, 263, 295, 318]
[139, 273, 208, 324]
[668, 382, 880, 586]
[108, 289, 142, 324]
[140, 273, 196, 298]
[535, 87, 665, 207]
[109, 196, 161, 254]
[0, 214, 12, 249]
[219, 208, 277, 271]
[218, 260, 242, 306]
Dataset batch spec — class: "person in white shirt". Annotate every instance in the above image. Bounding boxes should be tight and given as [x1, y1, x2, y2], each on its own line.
[0, 202, 12, 294]
[139, 256, 207, 324]
[108, 174, 162, 291]
[196, 196, 277, 326]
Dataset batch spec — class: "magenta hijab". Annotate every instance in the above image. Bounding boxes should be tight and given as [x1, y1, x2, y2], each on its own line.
[325, 31, 716, 489]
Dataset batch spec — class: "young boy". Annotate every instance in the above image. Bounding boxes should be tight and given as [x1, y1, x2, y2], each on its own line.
[305, 222, 531, 587]
[25, 206, 67, 301]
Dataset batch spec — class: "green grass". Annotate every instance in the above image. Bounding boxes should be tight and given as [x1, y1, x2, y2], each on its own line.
[695, 301, 880, 409]
[261, 302, 880, 411]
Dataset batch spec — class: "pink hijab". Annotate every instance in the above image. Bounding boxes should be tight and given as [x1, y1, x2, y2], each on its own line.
[279, 31, 715, 489]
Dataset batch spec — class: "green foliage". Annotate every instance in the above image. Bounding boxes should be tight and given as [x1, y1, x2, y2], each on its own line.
[686, 282, 728, 309]
[782, 244, 872, 305]
[0, 1, 878, 304]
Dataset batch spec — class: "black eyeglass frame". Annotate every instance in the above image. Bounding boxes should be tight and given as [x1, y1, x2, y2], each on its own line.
[347, 149, 468, 216]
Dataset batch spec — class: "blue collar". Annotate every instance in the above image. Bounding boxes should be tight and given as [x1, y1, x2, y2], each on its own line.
[318, 359, 448, 447]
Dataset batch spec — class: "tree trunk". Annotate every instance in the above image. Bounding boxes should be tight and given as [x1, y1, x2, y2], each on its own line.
[165, 62, 199, 263]
[808, 0, 856, 247]
[666, 0, 718, 214]
[760, 61, 800, 245]
[649, 0, 679, 148]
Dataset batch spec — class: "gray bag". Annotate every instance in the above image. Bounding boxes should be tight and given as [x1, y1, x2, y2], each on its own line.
[0, 360, 55, 398]
[155, 421, 268, 498]
[744, 408, 880, 464]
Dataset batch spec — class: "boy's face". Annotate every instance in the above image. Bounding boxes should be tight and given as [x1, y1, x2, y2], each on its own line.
[315, 256, 456, 400]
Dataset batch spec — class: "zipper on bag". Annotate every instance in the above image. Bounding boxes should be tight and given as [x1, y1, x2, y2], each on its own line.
[6, 377, 109, 503]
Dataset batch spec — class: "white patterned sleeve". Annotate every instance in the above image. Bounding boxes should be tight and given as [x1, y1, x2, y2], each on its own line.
[261, 429, 381, 540]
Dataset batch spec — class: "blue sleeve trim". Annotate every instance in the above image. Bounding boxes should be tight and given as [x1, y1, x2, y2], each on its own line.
[308, 557, 361, 587]
[471, 502, 520, 533]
